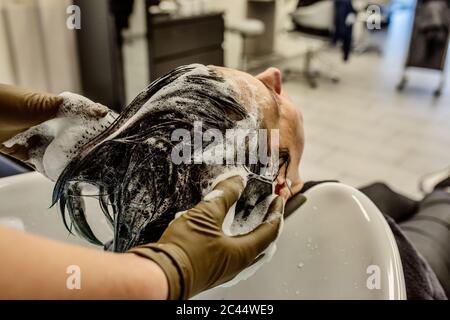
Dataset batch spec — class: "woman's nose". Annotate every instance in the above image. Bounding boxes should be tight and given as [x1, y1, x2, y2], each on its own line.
[256, 67, 282, 94]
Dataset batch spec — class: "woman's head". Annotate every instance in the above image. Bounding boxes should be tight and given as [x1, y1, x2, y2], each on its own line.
[54, 64, 304, 252]
[211, 66, 305, 199]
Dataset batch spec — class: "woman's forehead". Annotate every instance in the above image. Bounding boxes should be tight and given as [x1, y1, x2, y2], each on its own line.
[209, 66, 276, 117]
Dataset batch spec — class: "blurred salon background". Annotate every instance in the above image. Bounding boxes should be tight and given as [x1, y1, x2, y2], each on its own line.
[0, 0, 449, 199]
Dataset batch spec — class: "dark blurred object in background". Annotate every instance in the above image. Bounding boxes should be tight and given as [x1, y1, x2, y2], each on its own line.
[110, 0, 135, 47]
[397, 0, 450, 96]
[407, 0, 450, 70]
[332, 0, 356, 61]
[74, 0, 127, 111]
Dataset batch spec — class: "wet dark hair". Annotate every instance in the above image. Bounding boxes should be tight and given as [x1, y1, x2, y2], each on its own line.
[53, 64, 290, 252]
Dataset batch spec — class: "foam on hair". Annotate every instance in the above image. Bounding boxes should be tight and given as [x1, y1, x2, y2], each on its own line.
[4, 64, 281, 261]
[51, 64, 267, 252]
[3, 92, 117, 180]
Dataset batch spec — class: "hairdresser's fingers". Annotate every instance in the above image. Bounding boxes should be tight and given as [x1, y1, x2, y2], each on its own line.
[191, 175, 244, 224]
[0, 143, 29, 163]
[82, 103, 109, 118]
[232, 196, 284, 260]
[58, 92, 109, 119]
[0, 134, 43, 165]
[0, 84, 63, 132]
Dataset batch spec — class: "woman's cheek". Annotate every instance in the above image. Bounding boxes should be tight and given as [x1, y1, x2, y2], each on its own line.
[275, 183, 291, 201]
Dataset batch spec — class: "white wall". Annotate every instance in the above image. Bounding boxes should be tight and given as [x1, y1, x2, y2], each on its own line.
[0, 0, 15, 84]
[0, 0, 81, 93]
[2, 0, 48, 91]
[37, 0, 81, 94]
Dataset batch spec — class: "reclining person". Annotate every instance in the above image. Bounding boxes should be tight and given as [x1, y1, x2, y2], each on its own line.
[0, 64, 303, 299]
[0, 65, 448, 299]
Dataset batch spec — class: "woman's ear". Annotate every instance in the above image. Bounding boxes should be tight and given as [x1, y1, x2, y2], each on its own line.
[256, 67, 282, 95]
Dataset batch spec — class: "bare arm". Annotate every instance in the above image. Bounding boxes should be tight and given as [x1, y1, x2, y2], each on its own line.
[0, 226, 168, 299]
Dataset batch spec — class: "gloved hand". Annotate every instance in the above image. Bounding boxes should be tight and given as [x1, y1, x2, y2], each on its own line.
[128, 175, 285, 300]
[0, 84, 108, 162]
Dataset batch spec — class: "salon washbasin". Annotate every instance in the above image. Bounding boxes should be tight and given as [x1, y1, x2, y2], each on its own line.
[195, 182, 406, 300]
[0, 172, 406, 299]
[0, 172, 112, 246]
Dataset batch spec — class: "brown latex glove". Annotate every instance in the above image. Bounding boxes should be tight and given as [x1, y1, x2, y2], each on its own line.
[0, 84, 63, 161]
[0, 84, 107, 162]
[128, 175, 284, 300]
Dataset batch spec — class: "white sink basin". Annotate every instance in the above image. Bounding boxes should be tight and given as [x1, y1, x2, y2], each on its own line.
[0, 172, 406, 299]
[0, 172, 112, 247]
[195, 182, 406, 299]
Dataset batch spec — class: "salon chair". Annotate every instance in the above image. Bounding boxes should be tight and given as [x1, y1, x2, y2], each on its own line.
[0, 173, 406, 299]
[226, 19, 265, 71]
[283, 0, 340, 88]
